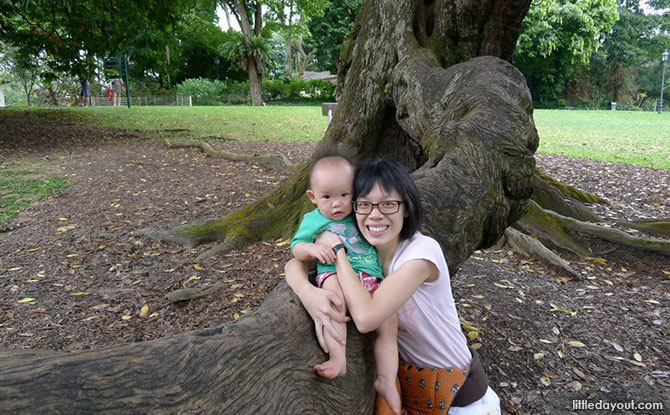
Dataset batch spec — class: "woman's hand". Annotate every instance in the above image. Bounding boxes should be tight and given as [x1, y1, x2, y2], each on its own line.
[300, 285, 350, 352]
[284, 258, 349, 352]
[315, 230, 341, 248]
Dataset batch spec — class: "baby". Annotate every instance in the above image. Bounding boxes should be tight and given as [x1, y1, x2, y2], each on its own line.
[291, 149, 401, 413]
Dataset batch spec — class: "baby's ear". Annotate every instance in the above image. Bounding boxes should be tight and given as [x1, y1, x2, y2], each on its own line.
[306, 189, 317, 204]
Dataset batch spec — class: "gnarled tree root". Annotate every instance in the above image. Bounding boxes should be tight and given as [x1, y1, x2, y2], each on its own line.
[517, 201, 670, 257]
[516, 201, 593, 256]
[531, 169, 603, 223]
[163, 138, 295, 173]
[503, 227, 582, 280]
[617, 219, 670, 238]
[136, 164, 313, 257]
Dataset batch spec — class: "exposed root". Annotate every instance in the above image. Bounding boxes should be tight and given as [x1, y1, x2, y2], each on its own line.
[134, 227, 201, 247]
[516, 201, 592, 256]
[617, 219, 670, 238]
[519, 201, 670, 257]
[531, 171, 602, 223]
[535, 168, 608, 204]
[504, 227, 582, 280]
[140, 164, 312, 262]
[556, 214, 670, 257]
[166, 282, 226, 303]
[196, 235, 247, 262]
[164, 138, 295, 173]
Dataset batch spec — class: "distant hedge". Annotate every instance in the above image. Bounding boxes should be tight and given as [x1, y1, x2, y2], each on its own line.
[175, 77, 336, 105]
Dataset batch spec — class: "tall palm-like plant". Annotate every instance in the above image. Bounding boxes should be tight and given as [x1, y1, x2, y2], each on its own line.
[218, 31, 272, 78]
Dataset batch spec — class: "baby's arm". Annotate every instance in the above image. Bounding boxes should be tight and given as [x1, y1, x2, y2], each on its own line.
[292, 242, 336, 264]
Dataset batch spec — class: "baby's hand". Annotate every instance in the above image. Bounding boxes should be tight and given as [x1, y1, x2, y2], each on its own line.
[309, 243, 336, 264]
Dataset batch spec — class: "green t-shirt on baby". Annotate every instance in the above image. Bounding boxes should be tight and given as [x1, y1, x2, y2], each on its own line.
[291, 208, 382, 277]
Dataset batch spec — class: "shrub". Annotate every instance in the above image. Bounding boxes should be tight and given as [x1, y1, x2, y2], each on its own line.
[220, 81, 249, 104]
[262, 78, 336, 102]
[175, 78, 225, 106]
[175, 77, 337, 105]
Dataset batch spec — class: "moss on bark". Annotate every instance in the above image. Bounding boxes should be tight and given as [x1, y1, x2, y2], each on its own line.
[516, 201, 592, 256]
[531, 171, 601, 223]
[618, 219, 670, 238]
[536, 168, 607, 205]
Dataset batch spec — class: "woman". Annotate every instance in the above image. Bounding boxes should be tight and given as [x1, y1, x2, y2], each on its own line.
[286, 158, 500, 415]
[111, 77, 124, 107]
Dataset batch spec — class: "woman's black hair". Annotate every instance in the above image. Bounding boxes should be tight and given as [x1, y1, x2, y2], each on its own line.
[354, 158, 422, 241]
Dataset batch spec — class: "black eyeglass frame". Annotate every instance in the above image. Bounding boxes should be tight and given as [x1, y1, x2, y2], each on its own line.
[353, 200, 404, 215]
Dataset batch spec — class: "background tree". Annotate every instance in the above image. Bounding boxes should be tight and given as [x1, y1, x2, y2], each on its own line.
[173, 8, 246, 84]
[0, 43, 44, 106]
[263, 0, 328, 77]
[218, 0, 268, 105]
[306, 0, 361, 73]
[597, 0, 670, 106]
[0, 0, 195, 78]
[514, 0, 619, 106]
[218, 28, 274, 101]
[125, 0, 247, 88]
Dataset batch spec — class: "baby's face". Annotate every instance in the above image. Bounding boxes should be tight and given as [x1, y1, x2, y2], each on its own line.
[307, 162, 354, 221]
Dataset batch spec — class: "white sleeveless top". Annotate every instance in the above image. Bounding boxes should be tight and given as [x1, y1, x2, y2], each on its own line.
[389, 233, 471, 369]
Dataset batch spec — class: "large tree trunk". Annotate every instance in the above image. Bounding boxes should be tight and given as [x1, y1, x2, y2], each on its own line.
[284, 33, 293, 76]
[2, 0, 537, 410]
[0, 285, 377, 414]
[236, 0, 265, 106]
[247, 58, 264, 106]
[0, 84, 6, 107]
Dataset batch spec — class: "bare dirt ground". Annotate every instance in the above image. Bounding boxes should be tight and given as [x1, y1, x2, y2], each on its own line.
[1, 111, 669, 414]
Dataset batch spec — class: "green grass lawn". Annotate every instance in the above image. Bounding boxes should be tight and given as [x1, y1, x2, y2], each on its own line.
[534, 109, 670, 169]
[74, 106, 329, 143]
[0, 170, 69, 231]
[66, 106, 668, 169]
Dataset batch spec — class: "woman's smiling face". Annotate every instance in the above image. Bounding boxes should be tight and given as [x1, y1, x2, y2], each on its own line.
[356, 183, 405, 254]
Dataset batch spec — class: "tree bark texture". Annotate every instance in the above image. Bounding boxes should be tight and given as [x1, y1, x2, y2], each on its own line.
[247, 58, 264, 106]
[0, 285, 377, 414]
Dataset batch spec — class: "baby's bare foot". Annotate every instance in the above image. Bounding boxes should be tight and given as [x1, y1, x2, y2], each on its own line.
[313, 359, 346, 379]
[374, 377, 401, 415]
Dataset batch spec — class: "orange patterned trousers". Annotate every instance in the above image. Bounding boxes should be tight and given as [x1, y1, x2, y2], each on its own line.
[376, 362, 469, 415]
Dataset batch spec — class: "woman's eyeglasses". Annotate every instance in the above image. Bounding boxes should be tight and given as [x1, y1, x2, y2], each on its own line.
[353, 200, 403, 215]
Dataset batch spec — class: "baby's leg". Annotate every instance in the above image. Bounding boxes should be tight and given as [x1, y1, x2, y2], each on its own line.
[313, 274, 348, 379]
[374, 313, 401, 415]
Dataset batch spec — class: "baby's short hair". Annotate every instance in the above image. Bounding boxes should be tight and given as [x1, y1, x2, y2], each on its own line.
[308, 143, 358, 185]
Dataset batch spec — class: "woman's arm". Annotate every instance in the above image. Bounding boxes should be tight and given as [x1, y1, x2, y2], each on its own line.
[317, 232, 437, 333]
[284, 258, 349, 352]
